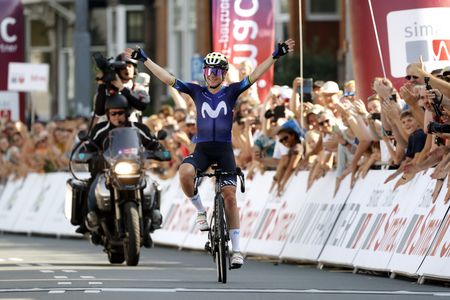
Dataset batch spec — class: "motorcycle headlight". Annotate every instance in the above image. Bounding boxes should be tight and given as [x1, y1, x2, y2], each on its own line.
[114, 161, 140, 175]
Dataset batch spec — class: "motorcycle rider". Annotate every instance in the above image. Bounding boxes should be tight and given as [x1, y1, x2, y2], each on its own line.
[84, 93, 161, 247]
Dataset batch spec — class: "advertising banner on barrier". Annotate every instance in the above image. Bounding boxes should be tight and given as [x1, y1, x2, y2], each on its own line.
[152, 174, 196, 247]
[182, 177, 217, 250]
[37, 173, 75, 236]
[245, 172, 308, 257]
[318, 171, 396, 266]
[239, 171, 274, 252]
[387, 174, 450, 276]
[418, 208, 450, 279]
[12, 173, 49, 233]
[351, 171, 432, 271]
[280, 172, 349, 261]
[0, 175, 37, 231]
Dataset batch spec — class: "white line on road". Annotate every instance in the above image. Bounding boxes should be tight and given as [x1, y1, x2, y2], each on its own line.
[80, 275, 95, 279]
[54, 276, 68, 279]
[85, 290, 101, 294]
[62, 270, 77, 273]
[39, 270, 54, 273]
[57, 282, 72, 285]
[0, 287, 450, 296]
[48, 290, 65, 294]
[88, 282, 103, 285]
[8, 258, 24, 262]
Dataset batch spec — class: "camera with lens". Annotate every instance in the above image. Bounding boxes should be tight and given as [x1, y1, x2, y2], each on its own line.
[92, 52, 126, 85]
[264, 105, 285, 122]
[370, 112, 381, 120]
[427, 121, 450, 134]
[424, 76, 443, 117]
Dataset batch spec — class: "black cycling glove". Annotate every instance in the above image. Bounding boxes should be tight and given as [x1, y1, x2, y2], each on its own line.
[132, 48, 149, 62]
[272, 42, 290, 59]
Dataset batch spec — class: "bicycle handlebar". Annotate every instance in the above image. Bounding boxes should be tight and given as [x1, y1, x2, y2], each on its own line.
[194, 167, 245, 194]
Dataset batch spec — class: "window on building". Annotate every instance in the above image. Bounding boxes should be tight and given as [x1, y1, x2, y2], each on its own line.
[168, 0, 196, 80]
[306, 0, 340, 21]
[126, 10, 144, 43]
[275, 0, 289, 42]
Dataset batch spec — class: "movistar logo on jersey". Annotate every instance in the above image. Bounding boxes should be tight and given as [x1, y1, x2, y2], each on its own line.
[201, 101, 227, 119]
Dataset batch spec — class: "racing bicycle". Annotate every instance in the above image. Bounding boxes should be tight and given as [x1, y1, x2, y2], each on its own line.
[194, 166, 245, 283]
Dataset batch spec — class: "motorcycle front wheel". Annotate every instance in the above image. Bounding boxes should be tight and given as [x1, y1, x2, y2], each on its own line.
[123, 201, 141, 266]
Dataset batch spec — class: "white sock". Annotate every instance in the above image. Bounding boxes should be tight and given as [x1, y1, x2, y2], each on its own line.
[190, 193, 205, 213]
[229, 229, 240, 252]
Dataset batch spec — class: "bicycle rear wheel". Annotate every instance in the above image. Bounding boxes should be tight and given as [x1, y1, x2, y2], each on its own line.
[214, 194, 227, 283]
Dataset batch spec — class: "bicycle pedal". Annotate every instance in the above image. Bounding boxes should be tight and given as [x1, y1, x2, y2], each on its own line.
[230, 263, 242, 269]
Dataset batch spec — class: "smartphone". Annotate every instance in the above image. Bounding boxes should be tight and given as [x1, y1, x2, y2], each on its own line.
[297, 78, 313, 103]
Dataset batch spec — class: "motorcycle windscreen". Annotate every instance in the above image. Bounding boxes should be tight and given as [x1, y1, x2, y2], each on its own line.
[103, 127, 143, 163]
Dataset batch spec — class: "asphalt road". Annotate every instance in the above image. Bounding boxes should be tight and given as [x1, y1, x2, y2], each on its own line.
[0, 234, 449, 300]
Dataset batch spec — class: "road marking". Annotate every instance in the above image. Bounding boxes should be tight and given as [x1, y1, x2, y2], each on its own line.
[54, 276, 68, 279]
[88, 282, 103, 285]
[0, 287, 449, 296]
[8, 258, 24, 262]
[62, 270, 77, 273]
[85, 290, 101, 294]
[57, 282, 72, 285]
[49, 290, 65, 294]
[39, 270, 54, 273]
[80, 276, 95, 279]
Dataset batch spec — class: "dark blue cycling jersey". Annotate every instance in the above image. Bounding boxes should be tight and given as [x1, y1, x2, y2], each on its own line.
[172, 77, 252, 143]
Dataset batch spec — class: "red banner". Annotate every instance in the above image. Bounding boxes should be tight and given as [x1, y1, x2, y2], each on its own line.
[0, 0, 24, 120]
[212, 0, 274, 102]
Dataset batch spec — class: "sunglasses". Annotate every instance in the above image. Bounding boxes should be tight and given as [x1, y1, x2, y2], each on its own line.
[203, 67, 225, 77]
[109, 111, 126, 117]
[405, 75, 419, 80]
[279, 136, 289, 144]
[319, 120, 330, 126]
[344, 91, 355, 97]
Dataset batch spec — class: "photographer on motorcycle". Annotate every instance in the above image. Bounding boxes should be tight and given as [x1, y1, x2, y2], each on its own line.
[84, 93, 162, 247]
[94, 53, 150, 121]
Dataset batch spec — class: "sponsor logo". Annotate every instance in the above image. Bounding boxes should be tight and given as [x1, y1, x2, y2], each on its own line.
[201, 101, 228, 119]
[387, 8, 450, 77]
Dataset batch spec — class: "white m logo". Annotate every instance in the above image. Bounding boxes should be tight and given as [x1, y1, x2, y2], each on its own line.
[201, 101, 228, 119]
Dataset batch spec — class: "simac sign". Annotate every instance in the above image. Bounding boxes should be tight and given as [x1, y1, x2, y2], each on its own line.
[387, 8, 450, 78]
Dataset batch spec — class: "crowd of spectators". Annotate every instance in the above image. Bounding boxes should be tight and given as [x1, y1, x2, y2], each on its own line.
[2, 58, 450, 203]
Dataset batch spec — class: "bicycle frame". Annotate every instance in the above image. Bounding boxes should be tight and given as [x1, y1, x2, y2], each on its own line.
[194, 167, 245, 284]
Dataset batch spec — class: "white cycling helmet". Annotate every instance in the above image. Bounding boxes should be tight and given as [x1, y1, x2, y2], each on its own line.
[203, 52, 229, 70]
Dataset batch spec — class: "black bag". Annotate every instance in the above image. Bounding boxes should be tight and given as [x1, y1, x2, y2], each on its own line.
[65, 178, 89, 225]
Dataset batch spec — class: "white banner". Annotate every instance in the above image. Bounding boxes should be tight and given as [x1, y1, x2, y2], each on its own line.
[0, 91, 19, 121]
[8, 62, 49, 92]
[387, 173, 450, 276]
[280, 172, 349, 261]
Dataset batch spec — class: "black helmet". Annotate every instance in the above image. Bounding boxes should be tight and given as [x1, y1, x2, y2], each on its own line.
[105, 94, 129, 112]
[115, 53, 138, 67]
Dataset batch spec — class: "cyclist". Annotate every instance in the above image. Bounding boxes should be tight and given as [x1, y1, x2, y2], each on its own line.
[127, 39, 295, 267]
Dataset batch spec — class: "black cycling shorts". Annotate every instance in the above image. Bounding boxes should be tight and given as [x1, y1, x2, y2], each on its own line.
[182, 142, 237, 187]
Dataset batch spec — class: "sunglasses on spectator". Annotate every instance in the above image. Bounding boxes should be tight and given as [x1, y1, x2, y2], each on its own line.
[344, 91, 355, 97]
[319, 120, 330, 126]
[405, 75, 419, 80]
[203, 67, 225, 78]
[109, 111, 126, 117]
[279, 135, 289, 144]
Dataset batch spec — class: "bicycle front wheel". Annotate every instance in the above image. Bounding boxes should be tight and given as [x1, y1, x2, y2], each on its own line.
[214, 194, 227, 284]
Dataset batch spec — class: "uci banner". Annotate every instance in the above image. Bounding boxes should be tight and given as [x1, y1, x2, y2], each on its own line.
[212, 0, 274, 102]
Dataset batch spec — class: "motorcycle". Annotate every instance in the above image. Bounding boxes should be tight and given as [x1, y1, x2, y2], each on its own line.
[65, 127, 170, 266]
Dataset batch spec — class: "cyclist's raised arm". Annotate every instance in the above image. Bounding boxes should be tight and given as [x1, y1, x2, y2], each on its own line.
[248, 39, 295, 85]
[125, 47, 176, 86]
